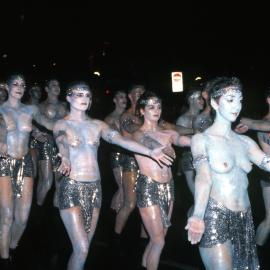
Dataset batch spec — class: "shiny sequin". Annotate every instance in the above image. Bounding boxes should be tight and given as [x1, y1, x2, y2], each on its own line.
[259, 155, 270, 170]
[180, 150, 194, 171]
[200, 198, 260, 269]
[110, 152, 122, 169]
[121, 153, 139, 172]
[136, 174, 174, 228]
[193, 154, 208, 169]
[0, 153, 33, 198]
[36, 139, 60, 172]
[58, 176, 102, 233]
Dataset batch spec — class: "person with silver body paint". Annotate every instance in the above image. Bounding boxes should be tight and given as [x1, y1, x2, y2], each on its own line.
[175, 87, 204, 199]
[0, 74, 54, 268]
[185, 77, 268, 270]
[104, 90, 127, 213]
[53, 81, 173, 270]
[133, 91, 190, 270]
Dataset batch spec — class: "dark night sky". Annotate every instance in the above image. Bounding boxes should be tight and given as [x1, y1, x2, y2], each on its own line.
[0, 2, 269, 117]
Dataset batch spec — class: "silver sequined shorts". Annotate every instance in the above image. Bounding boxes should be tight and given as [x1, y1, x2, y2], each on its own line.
[110, 152, 123, 169]
[121, 153, 139, 172]
[136, 174, 174, 228]
[200, 198, 259, 269]
[58, 176, 102, 233]
[179, 150, 194, 172]
[0, 152, 33, 198]
[37, 140, 60, 172]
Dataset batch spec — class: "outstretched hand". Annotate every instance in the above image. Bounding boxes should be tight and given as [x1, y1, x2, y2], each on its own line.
[57, 154, 71, 176]
[185, 216, 205, 245]
[234, 123, 249, 134]
[150, 146, 175, 167]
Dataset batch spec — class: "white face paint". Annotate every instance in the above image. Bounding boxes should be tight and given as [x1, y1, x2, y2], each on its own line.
[69, 88, 92, 111]
[216, 88, 243, 122]
[9, 77, 26, 100]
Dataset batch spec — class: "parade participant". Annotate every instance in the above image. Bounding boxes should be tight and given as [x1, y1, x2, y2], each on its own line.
[133, 91, 190, 270]
[185, 76, 265, 270]
[104, 90, 127, 212]
[175, 87, 204, 194]
[54, 81, 173, 270]
[0, 74, 54, 268]
[36, 79, 68, 206]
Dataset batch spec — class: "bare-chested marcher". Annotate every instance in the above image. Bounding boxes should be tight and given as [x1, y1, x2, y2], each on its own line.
[27, 84, 43, 179]
[133, 91, 190, 270]
[53, 81, 173, 270]
[115, 84, 194, 247]
[185, 76, 266, 269]
[35, 79, 68, 206]
[175, 87, 204, 197]
[0, 74, 54, 268]
[104, 90, 127, 212]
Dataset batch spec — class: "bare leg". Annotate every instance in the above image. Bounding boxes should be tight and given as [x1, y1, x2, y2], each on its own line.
[36, 160, 53, 206]
[60, 206, 100, 270]
[142, 202, 173, 268]
[10, 177, 33, 249]
[199, 240, 233, 270]
[0, 177, 13, 258]
[114, 170, 137, 234]
[110, 166, 123, 212]
[256, 184, 270, 246]
[139, 202, 173, 270]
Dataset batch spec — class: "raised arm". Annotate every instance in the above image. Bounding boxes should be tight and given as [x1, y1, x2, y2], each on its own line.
[101, 122, 173, 167]
[161, 119, 193, 135]
[242, 135, 270, 171]
[239, 117, 270, 132]
[185, 133, 212, 244]
[120, 113, 141, 134]
[53, 121, 71, 175]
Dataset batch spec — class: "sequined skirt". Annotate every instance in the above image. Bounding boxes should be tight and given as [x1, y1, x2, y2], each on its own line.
[58, 176, 102, 233]
[136, 174, 174, 228]
[179, 150, 194, 172]
[0, 153, 33, 198]
[200, 198, 259, 269]
[37, 140, 60, 172]
[121, 153, 139, 172]
[110, 152, 123, 169]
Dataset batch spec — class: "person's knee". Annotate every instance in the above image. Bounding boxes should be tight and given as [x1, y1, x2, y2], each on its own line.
[151, 235, 165, 249]
[1, 207, 13, 226]
[74, 241, 89, 259]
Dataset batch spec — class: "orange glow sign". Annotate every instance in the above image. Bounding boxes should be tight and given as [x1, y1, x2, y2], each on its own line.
[171, 71, 183, 92]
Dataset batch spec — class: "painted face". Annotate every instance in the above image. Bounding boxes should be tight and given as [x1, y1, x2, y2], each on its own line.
[30, 86, 42, 100]
[129, 86, 145, 104]
[189, 91, 204, 110]
[68, 88, 92, 111]
[8, 77, 26, 100]
[141, 97, 162, 122]
[47, 80, 60, 96]
[0, 88, 7, 103]
[216, 87, 242, 122]
[114, 92, 127, 109]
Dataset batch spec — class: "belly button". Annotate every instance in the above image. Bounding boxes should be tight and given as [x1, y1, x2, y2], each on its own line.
[224, 162, 228, 167]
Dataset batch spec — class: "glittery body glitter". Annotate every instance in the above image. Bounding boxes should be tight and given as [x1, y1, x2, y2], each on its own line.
[0, 152, 33, 197]
[136, 174, 174, 228]
[58, 176, 102, 233]
[200, 198, 259, 270]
